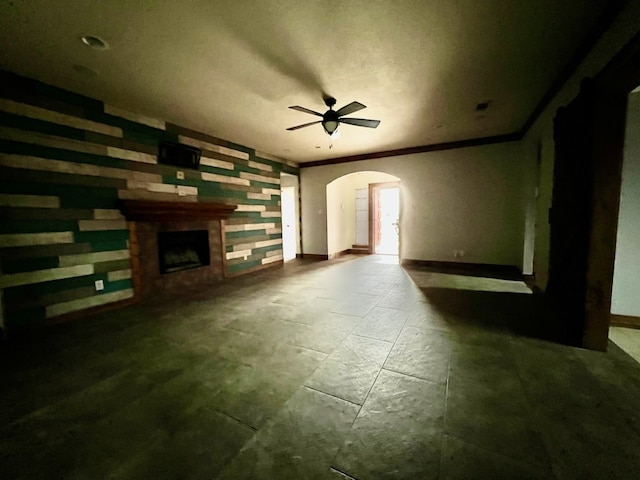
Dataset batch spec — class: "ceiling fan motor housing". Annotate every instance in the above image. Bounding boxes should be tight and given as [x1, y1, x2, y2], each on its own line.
[322, 109, 339, 134]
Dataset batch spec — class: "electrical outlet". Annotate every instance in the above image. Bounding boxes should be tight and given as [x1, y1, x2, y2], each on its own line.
[94, 280, 104, 291]
[176, 171, 185, 180]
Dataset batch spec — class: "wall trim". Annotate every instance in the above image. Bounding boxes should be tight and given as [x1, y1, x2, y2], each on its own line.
[299, 133, 520, 168]
[328, 249, 351, 260]
[298, 2, 629, 169]
[610, 314, 640, 329]
[301, 253, 329, 261]
[45, 297, 137, 326]
[401, 259, 522, 280]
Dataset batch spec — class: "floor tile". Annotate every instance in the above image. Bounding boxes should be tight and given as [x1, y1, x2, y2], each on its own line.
[384, 326, 452, 383]
[440, 434, 552, 480]
[351, 306, 409, 342]
[333, 369, 445, 480]
[217, 386, 359, 480]
[444, 388, 549, 469]
[304, 334, 393, 404]
[3, 255, 640, 479]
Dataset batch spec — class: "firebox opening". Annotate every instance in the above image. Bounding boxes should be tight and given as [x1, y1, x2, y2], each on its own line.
[158, 230, 210, 274]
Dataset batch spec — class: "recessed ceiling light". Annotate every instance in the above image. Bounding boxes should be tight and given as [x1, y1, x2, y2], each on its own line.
[81, 35, 109, 50]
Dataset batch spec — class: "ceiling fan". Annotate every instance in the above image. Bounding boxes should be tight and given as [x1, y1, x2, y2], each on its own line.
[287, 97, 380, 136]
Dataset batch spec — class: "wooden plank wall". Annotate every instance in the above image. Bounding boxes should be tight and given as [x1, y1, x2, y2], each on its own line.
[0, 71, 298, 329]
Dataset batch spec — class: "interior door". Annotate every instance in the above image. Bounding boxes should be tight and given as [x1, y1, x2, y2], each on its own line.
[280, 186, 296, 261]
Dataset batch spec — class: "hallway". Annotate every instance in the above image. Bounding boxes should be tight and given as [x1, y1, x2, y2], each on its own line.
[2, 255, 640, 479]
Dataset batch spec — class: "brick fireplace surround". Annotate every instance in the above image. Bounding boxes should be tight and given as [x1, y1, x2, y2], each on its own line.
[118, 200, 236, 300]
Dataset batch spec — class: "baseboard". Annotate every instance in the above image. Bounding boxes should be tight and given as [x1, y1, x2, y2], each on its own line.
[610, 314, 640, 329]
[45, 297, 138, 326]
[348, 248, 370, 255]
[301, 253, 329, 261]
[328, 250, 351, 260]
[401, 259, 522, 280]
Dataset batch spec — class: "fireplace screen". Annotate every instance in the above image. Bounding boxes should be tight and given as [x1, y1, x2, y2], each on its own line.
[158, 230, 210, 274]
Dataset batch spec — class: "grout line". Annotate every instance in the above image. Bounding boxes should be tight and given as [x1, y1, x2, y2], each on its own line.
[329, 466, 360, 480]
[380, 367, 444, 386]
[287, 342, 329, 356]
[346, 308, 412, 428]
[349, 332, 394, 344]
[217, 410, 257, 432]
[302, 385, 362, 407]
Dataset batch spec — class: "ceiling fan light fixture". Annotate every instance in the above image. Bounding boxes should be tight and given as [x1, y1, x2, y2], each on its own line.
[323, 119, 339, 135]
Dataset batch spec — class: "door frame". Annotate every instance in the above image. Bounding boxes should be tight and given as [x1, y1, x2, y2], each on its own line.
[368, 182, 400, 255]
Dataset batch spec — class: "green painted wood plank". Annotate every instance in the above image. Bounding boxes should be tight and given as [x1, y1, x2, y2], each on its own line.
[0, 242, 91, 259]
[225, 234, 272, 247]
[103, 278, 132, 293]
[0, 220, 79, 234]
[93, 259, 131, 273]
[0, 207, 93, 221]
[254, 244, 284, 254]
[0, 167, 128, 190]
[226, 258, 262, 272]
[225, 230, 269, 240]
[3, 274, 95, 301]
[1, 256, 59, 274]
[0, 112, 87, 141]
[39, 285, 97, 308]
[0, 182, 122, 210]
[0, 138, 127, 169]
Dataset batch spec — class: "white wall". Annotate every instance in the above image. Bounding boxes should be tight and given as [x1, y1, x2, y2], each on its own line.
[302, 141, 525, 267]
[611, 92, 640, 316]
[522, 1, 640, 288]
[326, 171, 399, 256]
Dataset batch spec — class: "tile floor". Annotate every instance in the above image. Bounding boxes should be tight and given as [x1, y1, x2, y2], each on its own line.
[609, 326, 640, 364]
[2, 255, 640, 479]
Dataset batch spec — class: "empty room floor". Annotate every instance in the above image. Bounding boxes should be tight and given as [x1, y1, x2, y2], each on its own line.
[2, 255, 640, 479]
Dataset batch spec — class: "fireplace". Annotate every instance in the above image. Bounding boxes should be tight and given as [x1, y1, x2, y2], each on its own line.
[158, 230, 210, 274]
[118, 200, 236, 299]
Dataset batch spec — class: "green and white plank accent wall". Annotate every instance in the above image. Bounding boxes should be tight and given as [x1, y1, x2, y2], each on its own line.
[0, 70, 298, 330]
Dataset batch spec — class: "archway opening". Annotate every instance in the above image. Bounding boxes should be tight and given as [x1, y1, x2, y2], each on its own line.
[326, 171, 401, 259]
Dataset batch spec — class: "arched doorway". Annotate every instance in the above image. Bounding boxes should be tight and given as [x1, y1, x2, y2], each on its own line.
[326, 171, 401, 259]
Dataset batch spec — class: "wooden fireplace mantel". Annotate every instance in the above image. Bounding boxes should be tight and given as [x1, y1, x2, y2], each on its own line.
[118, 200, 237, 222]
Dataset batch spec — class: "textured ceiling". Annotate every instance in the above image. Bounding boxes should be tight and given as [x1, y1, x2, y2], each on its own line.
[0, 0, 610, 162]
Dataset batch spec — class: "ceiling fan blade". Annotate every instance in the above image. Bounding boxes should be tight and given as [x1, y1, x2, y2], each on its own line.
[286, 120, 322, 131]
[335, 101, 366, 117]
[339, 118, 381, 128]
[289, 106, 323, 117]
